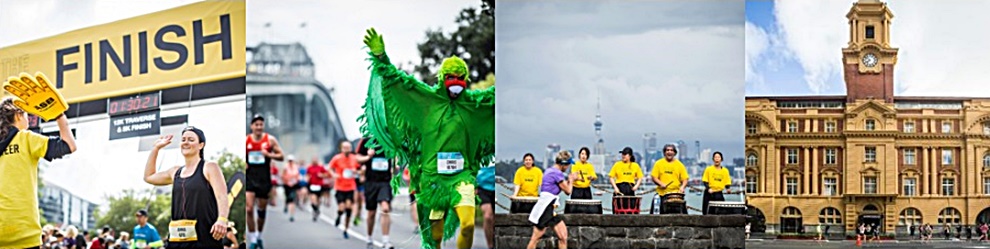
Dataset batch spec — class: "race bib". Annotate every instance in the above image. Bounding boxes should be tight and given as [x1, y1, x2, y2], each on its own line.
[437, 152, 464, 174]
[248, 151, 265, 164]
[343, 169, 356, 179]
[136, 241, 147, 248]
[371, 158, 389, 171]
[168, 219, 197, 242]
[309, 184, 322, 192]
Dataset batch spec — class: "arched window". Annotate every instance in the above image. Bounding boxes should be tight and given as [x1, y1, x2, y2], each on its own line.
[783, 207, 802, 217]
[819, 207, 842, 225]
[983, 154, 990, 168]
[938, 208, 961, 226]
[747, 154, 758, 167]
[899, 208, 922, 226]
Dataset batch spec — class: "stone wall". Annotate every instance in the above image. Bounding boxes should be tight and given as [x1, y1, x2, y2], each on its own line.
[495, 214, 746, 249]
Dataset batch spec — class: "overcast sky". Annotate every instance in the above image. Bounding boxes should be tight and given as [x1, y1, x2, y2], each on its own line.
[0, 0, 243, 204]
[496, 0, 746, 162]
[746, 0, 990, 97]
[247, 0, 480, 139]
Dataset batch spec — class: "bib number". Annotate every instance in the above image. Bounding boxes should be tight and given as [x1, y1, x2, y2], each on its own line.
[371, 158, 389, 171]
[310, 185, 322, 192]
[248, 151, 265, 164]
[343, 169, 356, 179]
[168, 219, 198, 242]
[437, 152, 464, 174]
[136, 241, 147, 248]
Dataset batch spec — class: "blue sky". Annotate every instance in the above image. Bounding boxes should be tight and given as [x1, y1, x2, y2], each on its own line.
[746, 0, 990, 97]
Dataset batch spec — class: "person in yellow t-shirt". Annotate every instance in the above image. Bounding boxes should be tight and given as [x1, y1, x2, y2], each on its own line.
[649, 144, 688, 214]
[513, 153, 542, 197]
[570, 147, 597, 200]
[702, 151, 732, 215]
[609, 147, 643, 211]
[0, 97, 77, 249]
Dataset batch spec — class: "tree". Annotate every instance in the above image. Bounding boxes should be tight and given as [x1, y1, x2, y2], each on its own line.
[95, 189, 171, 239]
[213, 149, 247, 242]
[415, 2, 494, 87]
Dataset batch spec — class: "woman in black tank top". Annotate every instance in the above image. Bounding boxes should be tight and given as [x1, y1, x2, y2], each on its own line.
[143, 127, 230, 248]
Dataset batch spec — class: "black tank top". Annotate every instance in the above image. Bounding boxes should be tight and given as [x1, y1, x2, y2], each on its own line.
[169, 160, 222, 248]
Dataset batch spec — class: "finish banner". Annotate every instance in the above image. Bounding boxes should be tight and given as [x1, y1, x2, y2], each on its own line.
[0, 0, 246, 104]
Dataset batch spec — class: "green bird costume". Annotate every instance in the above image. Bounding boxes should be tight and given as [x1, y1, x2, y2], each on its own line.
[357, 28, 495, 248]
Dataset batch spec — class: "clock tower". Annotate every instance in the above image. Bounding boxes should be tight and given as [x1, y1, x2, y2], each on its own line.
[841, 0, 898, 103]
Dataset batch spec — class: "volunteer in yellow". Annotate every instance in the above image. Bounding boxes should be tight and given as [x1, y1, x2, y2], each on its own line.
[608, 147, 643, 198]
[513, 153, 542, 197]
[570, 147, 597, 200]
[0, 72, 77, 249]
[702, 151, 732, 215]
[649, 144, 688, 214]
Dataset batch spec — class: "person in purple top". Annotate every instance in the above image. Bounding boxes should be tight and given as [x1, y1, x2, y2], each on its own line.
[526, 151, 577, 249]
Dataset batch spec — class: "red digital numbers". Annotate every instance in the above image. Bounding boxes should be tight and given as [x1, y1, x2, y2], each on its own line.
[108, 93, 160, 116]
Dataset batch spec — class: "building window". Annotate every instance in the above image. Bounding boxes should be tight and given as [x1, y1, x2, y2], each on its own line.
[942, 149, 953, 165]
[984, 177, 990, 195]
[983, 154, 990, 169]
[826, 148, 837, 165]
[786, 177, 798, 195]
[787, 148, 798, 164]
[904, 148, 916, 165]
[899, 208, 922, 226]
[984, 122, 990, 135]
[865, 147, 876, 163]
[746, 175, 758, 194]
[942, 177, 955, 196]
[825, 121, 836, 133]
[938, 208, 961, 226]
[865, 119, 876, 131]
[864, 176, 877, 194]
[942, 122, 952, 133]
[747, 154, 758, 167]
[866, 26, 875, 39]
[788, 122, 798, 133]
[819, 207, 842, 225]
[824, 177, 837, 196]
[904, 121, 915, 133]
[747, 122, 757, 134]
[903, 178, 916, 196]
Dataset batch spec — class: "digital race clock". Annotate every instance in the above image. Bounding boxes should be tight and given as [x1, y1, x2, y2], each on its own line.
[108, 92, 161, 116]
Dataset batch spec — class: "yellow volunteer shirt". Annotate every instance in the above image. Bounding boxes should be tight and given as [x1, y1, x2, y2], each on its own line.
[513, 166, 542, 197]
[608, 161, 642, 184]
[650, 159, 688, 195]
[571, 161, 597, 188]
[702, 165, 732, 192]
[0, 130, 49, 248]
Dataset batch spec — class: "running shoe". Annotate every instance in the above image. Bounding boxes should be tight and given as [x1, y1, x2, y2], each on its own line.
[354, 216, 362, 226]
[343, 231, 350, 239]
[367, 242, 374, 249]
[335, 216, 341, 227]
[383, 242, 394, 249]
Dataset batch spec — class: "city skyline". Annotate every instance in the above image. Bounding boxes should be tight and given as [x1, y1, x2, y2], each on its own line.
[496, 1, 745, 163]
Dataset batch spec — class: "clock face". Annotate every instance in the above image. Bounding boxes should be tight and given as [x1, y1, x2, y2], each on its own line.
[862, 53, 878, 67]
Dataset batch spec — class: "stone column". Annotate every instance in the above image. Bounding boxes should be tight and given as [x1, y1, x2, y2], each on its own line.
[804, 147, 811, 195]
[922, 147, 929, 196]
[812, 147, 819, 195]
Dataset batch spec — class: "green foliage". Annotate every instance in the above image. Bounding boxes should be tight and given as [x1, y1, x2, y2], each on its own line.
[95, 189, 171, 239]
[213, 149, 247, 241]
[415, 3, 494, 87]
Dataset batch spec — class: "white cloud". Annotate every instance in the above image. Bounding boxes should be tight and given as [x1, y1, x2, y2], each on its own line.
[497, 23, 745, 161]
[764, 0, 990, 97]
[773, 0, 849, 94]
[745, 21, 769, 87]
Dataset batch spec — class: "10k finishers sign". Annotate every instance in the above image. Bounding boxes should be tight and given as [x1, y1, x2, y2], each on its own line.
[109, 110, 161, 140]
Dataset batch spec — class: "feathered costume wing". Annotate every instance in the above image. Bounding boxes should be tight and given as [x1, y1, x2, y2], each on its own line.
[358, 51, 494, 248]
